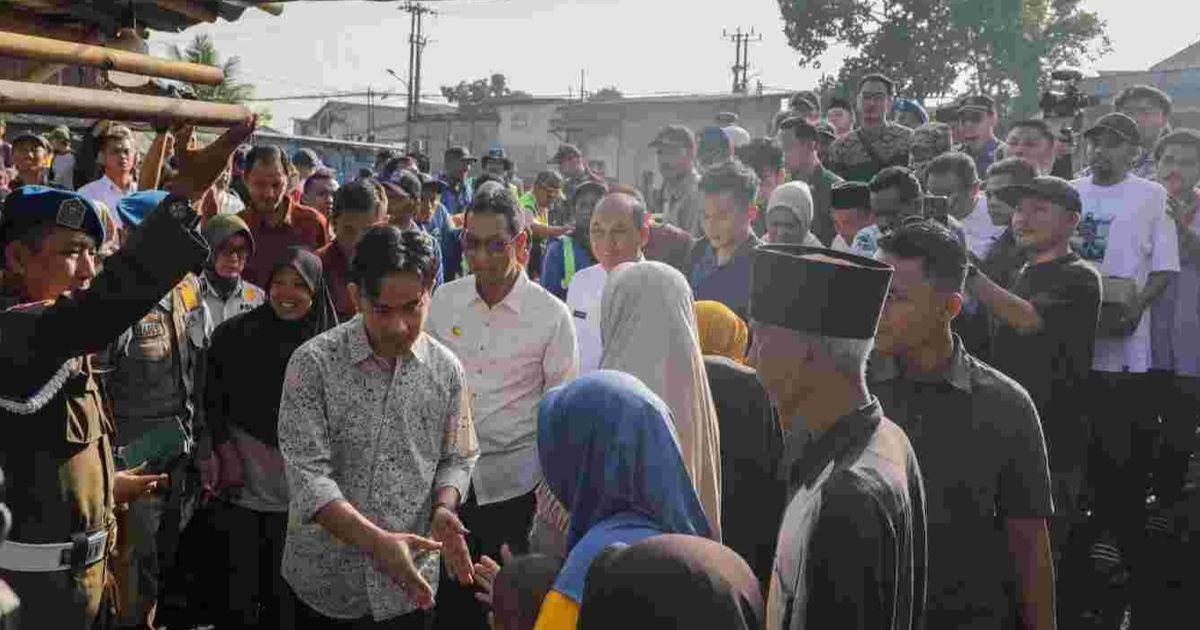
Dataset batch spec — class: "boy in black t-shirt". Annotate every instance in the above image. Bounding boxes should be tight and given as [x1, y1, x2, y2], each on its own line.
[966, 176, 1101, 553]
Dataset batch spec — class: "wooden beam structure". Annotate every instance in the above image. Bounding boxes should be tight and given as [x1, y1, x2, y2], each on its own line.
[154, 0, 220, 24]
[0, 80, 251, 126]
[0, 30, 225, 86]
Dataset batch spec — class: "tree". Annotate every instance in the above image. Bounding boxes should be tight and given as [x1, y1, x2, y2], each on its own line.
[777, 0, 1109, 108]
[167, 33, 256, 104]
[439, 73, 523, 106]
[589, 86, 624, 101]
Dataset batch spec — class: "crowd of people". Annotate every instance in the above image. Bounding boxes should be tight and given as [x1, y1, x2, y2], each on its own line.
[0, 69, 1197, 630]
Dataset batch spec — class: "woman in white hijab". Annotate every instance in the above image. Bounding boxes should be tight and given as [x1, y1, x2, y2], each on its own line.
[763, 181, 824, 246]
[599, 260, 723, 539]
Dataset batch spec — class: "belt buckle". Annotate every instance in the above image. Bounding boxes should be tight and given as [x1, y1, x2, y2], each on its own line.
[59, 531, 90, 571]
[58, 531, 102, 571]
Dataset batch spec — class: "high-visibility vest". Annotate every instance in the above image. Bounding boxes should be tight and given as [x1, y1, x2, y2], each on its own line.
[561, 235, 576, 290]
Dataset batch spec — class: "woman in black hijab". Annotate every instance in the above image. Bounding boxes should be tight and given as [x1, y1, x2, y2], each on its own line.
[578, 534, 764, 630]
[204, 245, 337, 628]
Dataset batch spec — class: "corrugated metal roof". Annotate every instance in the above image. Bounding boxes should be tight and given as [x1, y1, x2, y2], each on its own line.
[1, 1, 283, 34]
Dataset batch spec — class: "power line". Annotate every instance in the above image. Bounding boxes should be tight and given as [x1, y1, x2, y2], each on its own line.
[722, 27, 761, 94]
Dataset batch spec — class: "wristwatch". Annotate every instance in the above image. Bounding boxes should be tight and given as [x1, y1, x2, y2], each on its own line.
[162, 195, 200, 231]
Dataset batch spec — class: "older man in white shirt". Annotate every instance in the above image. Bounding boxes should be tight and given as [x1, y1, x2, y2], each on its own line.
[426, 183, 578, 630]
[567, 187, 651, 373]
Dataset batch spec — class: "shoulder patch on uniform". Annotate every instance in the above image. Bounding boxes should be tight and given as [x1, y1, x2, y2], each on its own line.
[179, 281, 199, 311]
[244, 286, 258, 301]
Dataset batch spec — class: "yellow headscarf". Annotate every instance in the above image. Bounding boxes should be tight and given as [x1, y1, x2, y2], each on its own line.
[694, 300, 749, 363]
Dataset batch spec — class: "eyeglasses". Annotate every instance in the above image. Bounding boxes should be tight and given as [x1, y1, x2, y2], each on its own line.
[217, 245, 250, 259]
[460, 230, 519, 255]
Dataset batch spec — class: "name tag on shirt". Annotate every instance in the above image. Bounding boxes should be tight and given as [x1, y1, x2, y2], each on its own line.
[573, 310, 588, 320]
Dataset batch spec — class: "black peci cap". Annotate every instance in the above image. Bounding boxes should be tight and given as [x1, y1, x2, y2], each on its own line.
[749, 244, 893, 339]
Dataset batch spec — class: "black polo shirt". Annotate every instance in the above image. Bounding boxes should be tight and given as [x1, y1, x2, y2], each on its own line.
[770, 398, 927, 630]
[869, 337, 1053, 630]
[990, 252, 1100, 473]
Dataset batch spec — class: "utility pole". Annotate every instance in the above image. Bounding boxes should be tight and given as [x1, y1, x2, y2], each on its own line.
[579, 68, 586, 102]
[722, 27, 760, 94]
[367, 85, 375, 142]
[401, 1, 436, 151]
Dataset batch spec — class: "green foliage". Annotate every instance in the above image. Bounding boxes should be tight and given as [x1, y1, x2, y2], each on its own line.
[439, 73, 516, 105]
[777, 0, 1110, 108]
[589, 86, 624, 101]
[167, 33, 256, 104]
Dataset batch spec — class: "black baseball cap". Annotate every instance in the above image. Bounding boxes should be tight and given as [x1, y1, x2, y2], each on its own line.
[549, 144, 583, 163]
[790, 91, 821, 113]
[827, 96, 853, 112]
[831, 181, 872, 211]
[649, 125, 697, 151]
[444, 146, 477, 162]
[1083, 112, 1140, 145]
[10, 132, 49, 151]
[995, 176, 1082, 214]
[957, 95, 996, 116]
[380, 168, 422, 200]
[418, 172, 446, 193]
[779, 116, 822, 141]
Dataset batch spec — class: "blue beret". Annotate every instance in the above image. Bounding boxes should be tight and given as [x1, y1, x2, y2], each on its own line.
[892, 98, 929, 124]
[0, 185, 107, 249]
[116, 190, 170, 229]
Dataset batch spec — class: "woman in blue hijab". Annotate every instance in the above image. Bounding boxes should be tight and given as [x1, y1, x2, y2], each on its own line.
[532, 370, 713, 629]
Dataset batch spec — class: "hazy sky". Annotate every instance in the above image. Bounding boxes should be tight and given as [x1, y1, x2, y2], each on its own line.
[150, 0, 1200, 129]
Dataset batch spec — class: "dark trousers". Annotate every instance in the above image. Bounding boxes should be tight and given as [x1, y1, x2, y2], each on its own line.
[1086, 371, 1158, 551]
[284, 584, 432, 630]
[432, 488, 536, 630]
[1149, 372, 1200, 511]
[220, 504, 288, 629]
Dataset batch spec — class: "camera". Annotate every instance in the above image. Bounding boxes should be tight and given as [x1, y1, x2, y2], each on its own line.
[1039, 68, 1101, 120]
[923, 195, 950, 226]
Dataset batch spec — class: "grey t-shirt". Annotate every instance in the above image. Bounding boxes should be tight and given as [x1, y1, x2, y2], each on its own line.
[228, 425, 289, 513]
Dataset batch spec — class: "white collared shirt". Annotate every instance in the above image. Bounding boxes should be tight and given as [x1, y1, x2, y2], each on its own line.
[78, 174, 137, 230]
[426, 270, 579, 505]
[960, 195, 1006, 259]
[565, 263, 608, 374]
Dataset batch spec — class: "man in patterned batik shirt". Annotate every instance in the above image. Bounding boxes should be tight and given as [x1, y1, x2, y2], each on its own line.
[278, 226, 479, 629]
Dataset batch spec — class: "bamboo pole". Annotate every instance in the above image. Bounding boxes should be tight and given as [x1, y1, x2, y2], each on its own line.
[0, 80, 251, 127]
[0, 30, 225, 86]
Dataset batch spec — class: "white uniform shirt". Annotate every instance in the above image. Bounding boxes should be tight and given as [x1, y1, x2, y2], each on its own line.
[565, 263, 608, 375]
[960, 196, 1006, 259]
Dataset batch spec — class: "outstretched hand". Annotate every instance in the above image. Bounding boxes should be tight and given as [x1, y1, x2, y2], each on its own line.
[371, 531, 442, 610]
[472, 543, 515, 606]
[167, 115, 257, 203]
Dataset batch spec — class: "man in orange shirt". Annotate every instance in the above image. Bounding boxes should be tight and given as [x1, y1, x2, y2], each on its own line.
[237, 146, 328, 287]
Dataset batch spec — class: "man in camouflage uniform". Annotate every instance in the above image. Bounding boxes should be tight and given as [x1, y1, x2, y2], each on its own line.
[0, 121, 254, 629]
[827, 73, 914, 183]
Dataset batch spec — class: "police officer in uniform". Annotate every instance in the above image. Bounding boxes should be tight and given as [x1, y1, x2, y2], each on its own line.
[102, 190, 213, 629]
[197, 214, 263, 329]
[0, 120, 256, 629]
